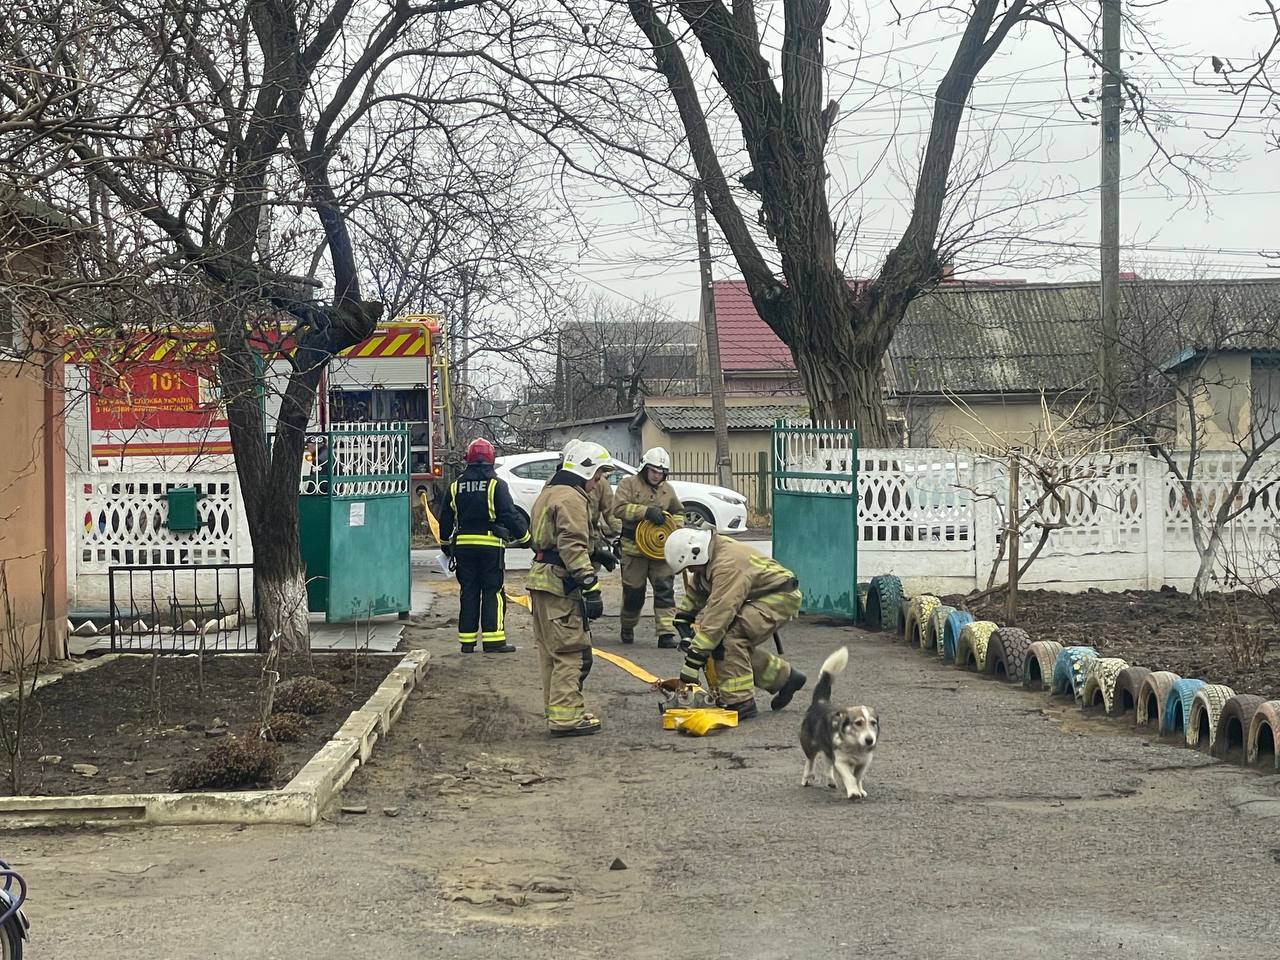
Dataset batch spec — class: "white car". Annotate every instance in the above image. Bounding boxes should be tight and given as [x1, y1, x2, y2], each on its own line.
[495, 451, 749, 534]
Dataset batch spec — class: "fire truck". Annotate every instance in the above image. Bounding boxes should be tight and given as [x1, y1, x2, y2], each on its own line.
[64, 316, 452, 494]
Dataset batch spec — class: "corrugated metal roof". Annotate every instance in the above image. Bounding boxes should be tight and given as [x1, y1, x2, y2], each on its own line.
[711, 278, 1280, 394]
[644, 403, 808, 431]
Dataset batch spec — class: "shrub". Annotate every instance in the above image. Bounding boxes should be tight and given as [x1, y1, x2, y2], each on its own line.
[273, 676, 342, 716]
[264, 711, 309, 743]
[170, 736, 280, 791]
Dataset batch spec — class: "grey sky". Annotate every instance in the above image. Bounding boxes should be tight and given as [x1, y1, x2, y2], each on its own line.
[560, 0, 1279, 328]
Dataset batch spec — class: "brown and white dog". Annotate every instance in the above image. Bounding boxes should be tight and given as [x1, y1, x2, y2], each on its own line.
[799, 647, 878, 800]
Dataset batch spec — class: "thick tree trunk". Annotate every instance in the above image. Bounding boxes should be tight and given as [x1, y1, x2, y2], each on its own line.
[785, 290, 893, 445]
[249, 490, 311, 654]
[216, 308, 322, 656]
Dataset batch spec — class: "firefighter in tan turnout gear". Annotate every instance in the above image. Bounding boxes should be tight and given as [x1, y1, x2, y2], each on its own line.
[527, 440, 614, 737]
[663, 528, 808, 720]
[611, 447, 683, 648]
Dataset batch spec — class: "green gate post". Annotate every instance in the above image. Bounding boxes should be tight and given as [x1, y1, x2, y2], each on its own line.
[770, 420, 858, 619]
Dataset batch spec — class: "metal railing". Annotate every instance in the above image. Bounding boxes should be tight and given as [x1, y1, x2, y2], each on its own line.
[107, 563, 256, 652]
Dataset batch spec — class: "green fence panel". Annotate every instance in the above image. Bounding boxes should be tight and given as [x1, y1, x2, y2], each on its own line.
[297, 423, 412, 623]
[770, 421, 858, 619]
[325, 495, 410, 620]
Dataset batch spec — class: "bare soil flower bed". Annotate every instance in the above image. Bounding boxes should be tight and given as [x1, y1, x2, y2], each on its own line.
[958, 588, 1279, 699]
[2, 653, 397, 797]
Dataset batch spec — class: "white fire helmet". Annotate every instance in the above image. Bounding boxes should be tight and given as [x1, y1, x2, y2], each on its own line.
[664, 527, 713, 574]
[562, 440, 613, 481]
[641, 446, 671, 473]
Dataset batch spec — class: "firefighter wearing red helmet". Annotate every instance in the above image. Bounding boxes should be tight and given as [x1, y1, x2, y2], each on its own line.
[437, 438, 529, 653]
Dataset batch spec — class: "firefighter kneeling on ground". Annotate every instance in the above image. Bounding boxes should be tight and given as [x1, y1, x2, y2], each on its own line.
[663, 528, 808, 720]
[438, 438, 529, 654]
[611, 446, 683, 648]
[527, 440, 614, 737]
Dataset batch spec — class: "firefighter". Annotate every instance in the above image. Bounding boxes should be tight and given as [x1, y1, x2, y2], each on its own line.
[437, 438, 530, 654]
[611, 447, 683, 648]
[663, 527, 808, 720]
[527, 439, 613, 737]
[556, 442, 620, 577]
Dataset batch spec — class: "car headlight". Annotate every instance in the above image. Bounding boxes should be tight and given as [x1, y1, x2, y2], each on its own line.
[709, 492, 746, 506]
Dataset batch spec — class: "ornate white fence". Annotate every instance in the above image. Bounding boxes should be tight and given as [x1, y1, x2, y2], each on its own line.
[827, 448, 1280, 594]
[67, 471, 251, 610]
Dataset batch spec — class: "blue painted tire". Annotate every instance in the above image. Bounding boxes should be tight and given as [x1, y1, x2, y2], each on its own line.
[1050, 646, 1099, 702]
[1161, 678, 1206, 737]
[941, 611, 974, 661]
[864, 576, 904, 633]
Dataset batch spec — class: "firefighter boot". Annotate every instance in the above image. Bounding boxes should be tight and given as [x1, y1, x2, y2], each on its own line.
[657, 634, 678, 649]
[770, 669, 807, 711]
[620, 626, 635, 645]
[482, 642, 517, 654]
[460, 643, 476, 654]
[729, 699, 758, 721]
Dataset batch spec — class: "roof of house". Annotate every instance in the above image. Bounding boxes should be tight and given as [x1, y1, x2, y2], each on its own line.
[711, 277, 1280, 396]
[642, 402, 808, 432]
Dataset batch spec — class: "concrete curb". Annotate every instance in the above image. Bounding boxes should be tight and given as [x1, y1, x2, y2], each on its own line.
[0, 649, 430, 829]
[0, 654, 121, 703]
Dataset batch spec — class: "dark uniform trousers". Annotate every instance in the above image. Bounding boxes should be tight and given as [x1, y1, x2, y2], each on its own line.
[456, 546, 507, 647]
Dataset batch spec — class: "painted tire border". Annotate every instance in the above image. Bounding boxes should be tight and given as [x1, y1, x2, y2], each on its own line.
[864, 576, 904, 633]
[1246, 700, 1280, 769]
[1212, 695, 1267, 762]
[984, 627, 1031, 681]
[927, 605, 957, 656]
[1135, 671, 1182, 729]
[1110, 667, 1152, 720]
[1080, 658, 1130, 713]
[1186, 683, 1237, 750]
[1161, 678, 1207, 738]
[1023, 641, 1064, 690]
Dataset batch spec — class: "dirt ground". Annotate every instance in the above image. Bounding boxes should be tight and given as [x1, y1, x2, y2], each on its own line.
[7, 571, 1280, 959]
[1, 653, 393, 796]
[961, 588, 1280, 699]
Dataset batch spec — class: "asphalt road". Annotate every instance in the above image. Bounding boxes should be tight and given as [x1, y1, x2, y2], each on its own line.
[9, 579, 1280, 959]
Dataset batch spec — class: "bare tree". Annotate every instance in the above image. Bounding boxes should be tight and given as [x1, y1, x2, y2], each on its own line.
[616, 1, 1199, 442]
[1109, 280, 1280, 600]
[2, 1, 594, 653]
[553, 293, 699, 420]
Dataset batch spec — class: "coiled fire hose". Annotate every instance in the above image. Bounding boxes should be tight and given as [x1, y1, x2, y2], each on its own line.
[633, 516, 681, 561]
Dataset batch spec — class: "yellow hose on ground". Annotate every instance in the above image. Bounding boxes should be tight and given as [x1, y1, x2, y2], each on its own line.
[633, 517, 681, 561]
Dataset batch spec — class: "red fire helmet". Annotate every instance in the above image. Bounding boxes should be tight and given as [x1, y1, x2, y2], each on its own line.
[465, 438, 495, 464]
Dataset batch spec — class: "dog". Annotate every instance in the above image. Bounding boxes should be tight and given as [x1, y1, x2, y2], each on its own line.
[799, 646, 878, 800]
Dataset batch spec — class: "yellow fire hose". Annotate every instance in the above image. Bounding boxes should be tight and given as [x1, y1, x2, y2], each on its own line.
[427, 489, 731, 736]
[500, 597, 734, 735]
[633, 517, 681, 561]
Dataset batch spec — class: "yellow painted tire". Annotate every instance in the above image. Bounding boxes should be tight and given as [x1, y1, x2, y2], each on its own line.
[953, 621, 998, 671]
[904, 596, 940, 649]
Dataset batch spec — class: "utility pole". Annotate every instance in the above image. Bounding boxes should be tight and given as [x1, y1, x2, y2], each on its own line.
[1100, 0, 1122, 425]
[693, 181, 733, 490]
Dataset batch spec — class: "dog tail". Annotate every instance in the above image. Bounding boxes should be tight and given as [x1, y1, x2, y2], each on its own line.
[811, 646, 849, 704]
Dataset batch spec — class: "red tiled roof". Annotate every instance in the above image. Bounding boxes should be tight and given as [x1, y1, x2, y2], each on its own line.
[712, 281, 796, 372]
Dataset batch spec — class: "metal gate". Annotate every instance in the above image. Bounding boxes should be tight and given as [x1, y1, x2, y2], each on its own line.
[771, 421, 859, 619]
[298, 423, 412, 622]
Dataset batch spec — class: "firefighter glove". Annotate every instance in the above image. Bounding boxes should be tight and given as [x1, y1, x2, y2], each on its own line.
[674, 618, 694, 641]
[492, 524, 512, 542]
[590, 546, 617, 573]
[644, 505, 666, 526]
[582, 577, 604, 620]
[679, 646, 709, 684]
[611, 539, 622, 563]
[673, 609, 695, 628]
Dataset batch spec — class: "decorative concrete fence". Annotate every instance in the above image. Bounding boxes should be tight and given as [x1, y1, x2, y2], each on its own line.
[67, 471, 251, 612]
[830, 447, 1280, 595]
